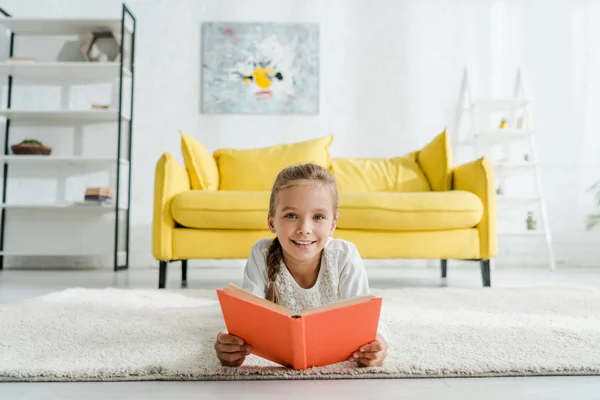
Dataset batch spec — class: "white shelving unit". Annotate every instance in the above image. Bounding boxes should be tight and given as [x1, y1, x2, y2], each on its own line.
[451, 67, 556, 271]
[0, 4, 136, 270]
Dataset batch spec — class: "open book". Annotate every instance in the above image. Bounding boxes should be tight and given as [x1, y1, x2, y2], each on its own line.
[216, 284, 382, 370]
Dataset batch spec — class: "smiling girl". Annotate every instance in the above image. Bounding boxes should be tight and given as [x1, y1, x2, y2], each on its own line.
[214, 163, 389, 368]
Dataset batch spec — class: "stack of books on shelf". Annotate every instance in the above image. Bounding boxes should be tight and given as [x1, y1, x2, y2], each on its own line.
[82, 187, 115, 205]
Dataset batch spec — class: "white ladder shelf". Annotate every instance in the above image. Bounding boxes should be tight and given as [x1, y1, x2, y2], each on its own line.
[451, 67, 556, 271]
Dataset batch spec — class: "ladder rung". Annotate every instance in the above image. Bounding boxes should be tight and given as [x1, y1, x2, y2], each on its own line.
[471, 98, 529, 110]
[496, 197, 541, 205]
[494, 162, 539, 171]
[498, 231, 548, 236]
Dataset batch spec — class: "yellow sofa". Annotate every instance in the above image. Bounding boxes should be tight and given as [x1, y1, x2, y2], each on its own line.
[153, 130, 497, 289]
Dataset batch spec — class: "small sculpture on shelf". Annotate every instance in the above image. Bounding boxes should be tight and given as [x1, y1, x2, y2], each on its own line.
[524, 153, 530, 161]
[11, 139, 52, 155]
[496, 186, 504, 195]
[516, 115, 529, 129]
[81, 31, 121, 62]
[526, 211, 537, 230]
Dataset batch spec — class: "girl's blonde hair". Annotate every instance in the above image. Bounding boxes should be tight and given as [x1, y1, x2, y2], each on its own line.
[265, 163, 339, 304]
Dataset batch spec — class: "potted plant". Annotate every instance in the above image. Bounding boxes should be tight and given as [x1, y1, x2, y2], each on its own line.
[11, 139, 52, 155]
[587, 180, 600, 230]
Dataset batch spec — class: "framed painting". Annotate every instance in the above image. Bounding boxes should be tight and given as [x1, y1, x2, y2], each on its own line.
[202, 22, 319, 114]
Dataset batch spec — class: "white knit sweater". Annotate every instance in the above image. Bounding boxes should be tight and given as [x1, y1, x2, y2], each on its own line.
[241, 237, 390, 342]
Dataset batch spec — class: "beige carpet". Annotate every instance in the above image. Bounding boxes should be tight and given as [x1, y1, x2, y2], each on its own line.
[0, 286, 599, 382]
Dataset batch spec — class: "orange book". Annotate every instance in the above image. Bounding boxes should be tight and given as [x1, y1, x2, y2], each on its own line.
[216, 284, 382, 370]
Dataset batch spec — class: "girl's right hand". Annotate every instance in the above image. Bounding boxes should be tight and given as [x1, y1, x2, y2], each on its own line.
[214, 331, 253, 367]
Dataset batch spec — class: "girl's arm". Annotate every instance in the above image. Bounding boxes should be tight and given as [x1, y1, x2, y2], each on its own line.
[241, 240, 269, 298]
[338, 242, 390, 343]
[215, 242, 270, 367]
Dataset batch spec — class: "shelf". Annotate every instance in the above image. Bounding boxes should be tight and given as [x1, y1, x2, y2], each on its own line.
[0, 203, 127, 211]
[0, 155, 127, 163]
[0, 109, 129, 123]
[457, 129, 534, 145]
[0, 250, 127, 257]
[0, 62, 131, 84]
[499, 231, 547, 237]
[0, 18, 131, 35]
[0, 155, 129, 177]
[470, 98, 529, 110]
[494, 162, 539, 172]
[496, 196, 541, 206]
[0, 8, 135, 271]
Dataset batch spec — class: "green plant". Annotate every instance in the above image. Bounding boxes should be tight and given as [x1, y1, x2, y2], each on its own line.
[19, 139, 44, 146]
[587, 179, 600, 230]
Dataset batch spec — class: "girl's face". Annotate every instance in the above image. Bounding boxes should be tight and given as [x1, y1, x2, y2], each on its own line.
[268, 182, 337, 267]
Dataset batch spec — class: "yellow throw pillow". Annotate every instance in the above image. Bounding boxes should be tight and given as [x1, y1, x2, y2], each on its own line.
[180, 131, 219, 191]
[214, 136, 333, 191]
[331, 158, 396, 192]
[394, 152, 432, 192]
[417, 129, 453, 191]
[331, 153, 431, 192]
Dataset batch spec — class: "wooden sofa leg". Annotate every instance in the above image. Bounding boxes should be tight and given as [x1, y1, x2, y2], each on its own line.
[181, 260, 188, 288]
[480, 260, 491, 287]
[441, 259, 448, 278]
[159, 261, 167, 289]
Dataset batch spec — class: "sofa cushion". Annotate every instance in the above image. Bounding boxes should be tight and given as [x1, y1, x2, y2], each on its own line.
[180, 131, 219, 190]
[172, 191, 270, 230]
[337, 191, 483, 231]
[331, 152, 431, 192]
[214, 136, 333, 191]
[417, 129, 453, 191]
[171, 189, 482, 232]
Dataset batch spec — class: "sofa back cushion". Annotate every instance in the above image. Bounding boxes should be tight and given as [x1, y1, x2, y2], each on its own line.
[417, 129, 453, 191]
[214, 136, 333, 191]
[331, 152, 431, 192]
[180, 131, 219, 190]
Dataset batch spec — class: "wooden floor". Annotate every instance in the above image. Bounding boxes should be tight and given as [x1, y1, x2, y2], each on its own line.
[1, 263, 599, 399]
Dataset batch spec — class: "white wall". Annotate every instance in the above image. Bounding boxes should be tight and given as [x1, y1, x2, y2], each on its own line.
[0, 0, 599, 268]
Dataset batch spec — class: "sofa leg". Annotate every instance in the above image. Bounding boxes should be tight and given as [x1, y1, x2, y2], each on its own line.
[441, 259, 448, 278]
[159, 261, 167, 289]
[480, 260, 491, 287]
[181, 260, 188, 288]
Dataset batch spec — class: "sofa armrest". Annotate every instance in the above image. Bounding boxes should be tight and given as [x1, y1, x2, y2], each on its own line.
[453, 157, 497, 259]
[152, 152, 191, 261]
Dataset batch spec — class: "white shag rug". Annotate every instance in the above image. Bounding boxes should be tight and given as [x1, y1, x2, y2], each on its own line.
[1, 286, 599, 382]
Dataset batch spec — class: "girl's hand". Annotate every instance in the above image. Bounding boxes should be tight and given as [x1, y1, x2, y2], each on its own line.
[214, 331, 252, 367]
[349, 334, 388, 367]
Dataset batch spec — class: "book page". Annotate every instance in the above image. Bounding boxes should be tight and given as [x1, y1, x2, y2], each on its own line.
[224, 283, 295, 317]
[217, 286, 298, 368]
[300, 295, 376, 316]
[302, 297, 382, 368]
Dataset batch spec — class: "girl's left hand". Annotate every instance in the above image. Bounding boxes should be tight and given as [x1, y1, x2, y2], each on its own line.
[349, 334, 388, 367]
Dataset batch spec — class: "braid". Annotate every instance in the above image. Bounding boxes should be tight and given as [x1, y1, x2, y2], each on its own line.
[265, 237, 283, 304]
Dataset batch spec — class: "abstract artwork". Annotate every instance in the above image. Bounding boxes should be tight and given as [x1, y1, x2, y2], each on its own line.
[202, 22, 319, 114]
